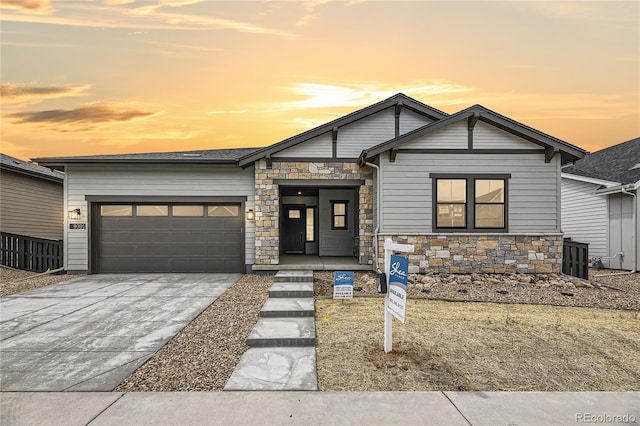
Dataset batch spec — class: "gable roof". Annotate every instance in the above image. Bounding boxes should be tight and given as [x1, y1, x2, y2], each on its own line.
[238, 93, 448, 167]
[359, 104, 587, 165]
[1, 153, 64, 182]
[34, 148, 261, 171]
[562, 137, 640, 185]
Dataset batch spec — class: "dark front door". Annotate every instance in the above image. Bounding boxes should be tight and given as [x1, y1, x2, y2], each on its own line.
[283, 204, 306, 254]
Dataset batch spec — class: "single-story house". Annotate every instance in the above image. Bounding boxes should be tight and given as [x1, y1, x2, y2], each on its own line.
[561, 137, 639, 271]
[34, 93, 586, 275]
[0, 153, 64, 241]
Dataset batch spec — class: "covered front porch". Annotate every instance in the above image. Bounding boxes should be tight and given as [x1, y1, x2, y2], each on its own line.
[252, 255, 372, 271]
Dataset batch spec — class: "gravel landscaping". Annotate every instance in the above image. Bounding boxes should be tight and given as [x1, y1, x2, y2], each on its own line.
[314, 269, 639, 311]
[0, 266, 85, 297]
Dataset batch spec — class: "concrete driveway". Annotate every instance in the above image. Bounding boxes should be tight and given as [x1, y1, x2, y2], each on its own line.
[0, 273, 240, 391]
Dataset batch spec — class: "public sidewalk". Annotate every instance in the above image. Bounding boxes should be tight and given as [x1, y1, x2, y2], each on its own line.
[2, 391, 638, 425]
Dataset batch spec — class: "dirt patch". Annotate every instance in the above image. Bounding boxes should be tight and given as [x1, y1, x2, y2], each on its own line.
[0, 266, 84, 297]
[315, 298, 640, 391]
[314, 269, 640, 311]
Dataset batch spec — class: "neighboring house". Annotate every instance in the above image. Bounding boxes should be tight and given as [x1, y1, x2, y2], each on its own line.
[34, 93, 586, 275]
[0, 153, 64, 241]
[561, 137, 639, 271]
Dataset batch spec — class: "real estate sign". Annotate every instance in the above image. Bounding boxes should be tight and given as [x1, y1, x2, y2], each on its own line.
[333, 271, 354, 299]
[386, 255, 408, 322]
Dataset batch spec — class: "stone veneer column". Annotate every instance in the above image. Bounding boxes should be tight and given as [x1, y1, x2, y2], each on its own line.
[253, 160, 374, 266]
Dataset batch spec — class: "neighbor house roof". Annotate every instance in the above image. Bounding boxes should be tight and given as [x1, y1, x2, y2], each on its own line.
[562, 137, 640, 185]
[34, 148, 261, 171]
[1, 153, 64, 182]
[238, 93, 449, 167]
[359, 104, 587, 165]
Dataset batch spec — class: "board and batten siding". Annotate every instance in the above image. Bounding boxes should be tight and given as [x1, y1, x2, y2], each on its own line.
[399, 108, 435, 134]
[65, 164, 255, 272]
[0, 170, 63, 240]
[473, 121, 540, 150]
[400, 121, 468, 149]
[560, 177, 608, 260]
[274, 132, 333, 158]
[337, 107, 395, 157]
[380, 152, 560, 233]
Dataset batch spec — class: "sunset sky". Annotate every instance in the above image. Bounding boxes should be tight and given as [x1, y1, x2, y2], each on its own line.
[1, 0, 638, 161]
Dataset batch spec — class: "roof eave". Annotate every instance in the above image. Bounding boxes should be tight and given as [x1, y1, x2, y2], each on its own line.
[0, 163, 64, 182]
[561, 172, 620, 187]
[34, 158, 241, 171]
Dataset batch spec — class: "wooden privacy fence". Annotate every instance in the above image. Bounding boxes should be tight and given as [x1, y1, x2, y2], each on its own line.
[562, 238, 589, 279]
[0, 232, 63, 272]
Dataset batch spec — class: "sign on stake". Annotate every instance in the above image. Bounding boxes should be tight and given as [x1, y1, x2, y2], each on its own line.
[383, 238, 414, 353]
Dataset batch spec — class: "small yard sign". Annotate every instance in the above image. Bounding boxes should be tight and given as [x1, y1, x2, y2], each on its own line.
[333, 271, 354, 299]
[387, 254, 409, 323]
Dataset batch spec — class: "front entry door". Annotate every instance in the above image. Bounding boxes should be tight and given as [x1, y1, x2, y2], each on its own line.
[284, 204, 306, 254]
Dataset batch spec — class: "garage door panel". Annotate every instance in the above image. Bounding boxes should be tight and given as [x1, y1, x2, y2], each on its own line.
[96, 203, 243, 273]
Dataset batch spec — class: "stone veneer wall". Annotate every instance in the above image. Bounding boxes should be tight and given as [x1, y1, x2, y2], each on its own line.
[254, 160, 374, 266]
[377, 234, 563, 274]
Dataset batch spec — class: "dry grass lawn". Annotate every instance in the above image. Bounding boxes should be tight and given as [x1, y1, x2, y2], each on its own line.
[316, 299, 640, 391]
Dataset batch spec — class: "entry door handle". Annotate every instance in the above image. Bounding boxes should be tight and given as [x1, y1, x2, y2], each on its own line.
[300, 232, 304, 243]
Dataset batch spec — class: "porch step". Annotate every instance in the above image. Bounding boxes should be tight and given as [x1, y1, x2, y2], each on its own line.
[268, 282, 314, 298]
[247, 317, 315, 347]
[260, 297, 314, 318]
[223, 347, 317, 391]
[274, 270, 314, 283]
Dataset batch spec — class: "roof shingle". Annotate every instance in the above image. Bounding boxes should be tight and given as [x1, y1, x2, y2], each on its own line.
[562, 137, 640, 184]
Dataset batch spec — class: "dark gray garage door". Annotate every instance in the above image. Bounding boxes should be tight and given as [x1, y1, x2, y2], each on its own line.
[95, 204, 243, 273]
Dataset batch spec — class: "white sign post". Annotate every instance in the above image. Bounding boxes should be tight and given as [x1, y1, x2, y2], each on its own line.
[383, 238, 414, 353]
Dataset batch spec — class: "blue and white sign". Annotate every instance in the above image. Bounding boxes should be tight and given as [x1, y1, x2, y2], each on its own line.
[333, 271, 354, 299]
[387, 255, 409, 322]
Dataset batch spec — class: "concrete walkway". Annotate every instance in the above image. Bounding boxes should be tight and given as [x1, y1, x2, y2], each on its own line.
[2, 391, 638, 425]
[0, 273, 240, 391]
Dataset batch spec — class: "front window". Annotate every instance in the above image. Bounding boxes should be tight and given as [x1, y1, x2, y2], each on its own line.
[432, 174, 509, 232]
[436, 179, 466, 228]
[475, 180, 505, 228]
[331, 201, 348, 230]
[306, 207, 316, 242]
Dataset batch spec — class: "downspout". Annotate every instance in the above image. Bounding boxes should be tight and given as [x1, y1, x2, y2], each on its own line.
[595, 187, 637, 276]
[366, 161, 381, 270]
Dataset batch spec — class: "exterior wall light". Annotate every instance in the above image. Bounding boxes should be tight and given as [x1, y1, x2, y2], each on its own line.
[68, 208, 82, 220]
[247, 209, 255, 220]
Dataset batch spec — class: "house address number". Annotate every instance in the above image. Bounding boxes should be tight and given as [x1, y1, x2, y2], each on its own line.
[69, 223, 87, 230]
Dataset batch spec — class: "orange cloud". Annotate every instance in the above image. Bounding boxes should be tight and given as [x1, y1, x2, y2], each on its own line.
[0, 0, 51, 14]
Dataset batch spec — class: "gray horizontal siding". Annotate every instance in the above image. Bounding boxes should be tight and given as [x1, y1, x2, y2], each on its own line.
[0, 170, 63, 240]
[337, 107, 395, 157]
[560, 178, 608, 259]
[274, 132, 332, 158]
[380, 152, 560, 233]
[399, 109, 435, 135]
[401, 121, 468, 149]
[319, 188, 355, 256]
[65, 165, 255, 271]
[473, 121, 539, 149]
